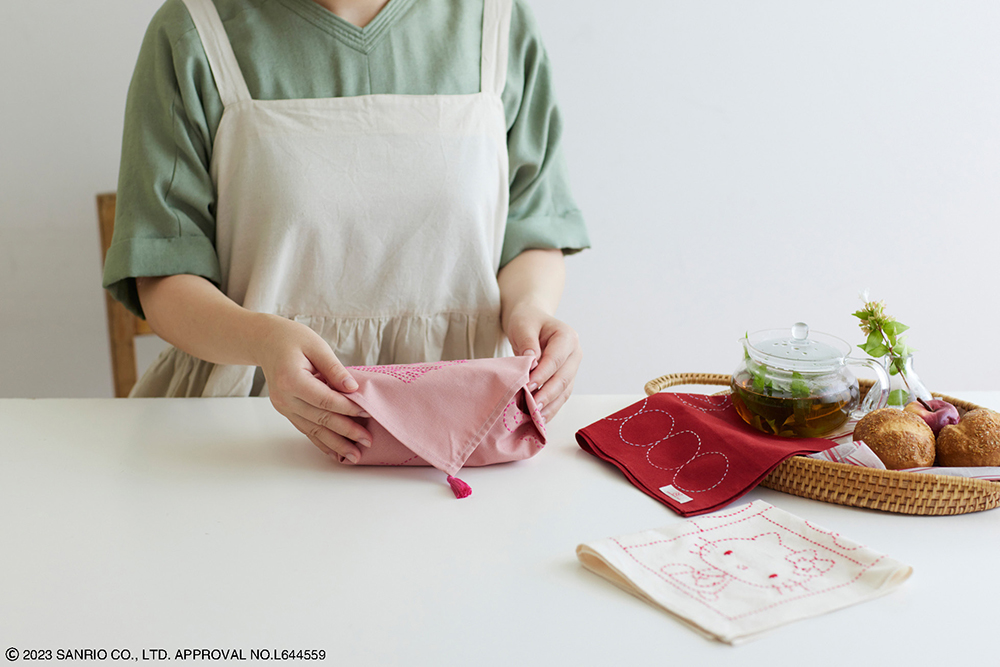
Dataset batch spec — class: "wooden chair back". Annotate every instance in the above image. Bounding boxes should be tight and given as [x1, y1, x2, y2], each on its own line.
[97, 193, 156, 397]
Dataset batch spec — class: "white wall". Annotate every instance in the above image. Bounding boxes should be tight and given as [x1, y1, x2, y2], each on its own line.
[2, 0, 998, 398]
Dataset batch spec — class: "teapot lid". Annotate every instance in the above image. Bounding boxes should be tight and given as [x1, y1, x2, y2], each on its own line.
[745, 322, 850, 371]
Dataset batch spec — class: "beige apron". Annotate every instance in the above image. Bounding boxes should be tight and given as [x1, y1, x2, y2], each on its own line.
[133, 0, 512, 397]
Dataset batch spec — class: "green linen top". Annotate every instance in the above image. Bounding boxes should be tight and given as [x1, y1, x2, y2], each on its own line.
[103, 0, 590, 318]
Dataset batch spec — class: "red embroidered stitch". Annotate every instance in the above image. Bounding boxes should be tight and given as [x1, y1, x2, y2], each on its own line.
[611, 503, 883, 621]
[502, 397, 528, 432]
[350, 359, 468, 384]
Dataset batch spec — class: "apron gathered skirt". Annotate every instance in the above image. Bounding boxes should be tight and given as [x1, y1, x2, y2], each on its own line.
[133, 0, 513, 397]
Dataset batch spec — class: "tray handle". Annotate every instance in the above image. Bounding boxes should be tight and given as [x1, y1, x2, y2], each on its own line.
[644, 372, 732, 396]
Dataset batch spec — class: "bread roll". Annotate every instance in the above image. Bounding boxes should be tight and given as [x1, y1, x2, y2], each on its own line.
[936, 409, 1000, 467]
[853, 408, 935, 470]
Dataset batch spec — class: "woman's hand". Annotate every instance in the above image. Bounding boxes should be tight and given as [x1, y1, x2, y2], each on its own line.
[255, 317, 373, 463]
[497, 248, 579, 423]
[503, 301, 582, 423]
[137, 274, 371, 462]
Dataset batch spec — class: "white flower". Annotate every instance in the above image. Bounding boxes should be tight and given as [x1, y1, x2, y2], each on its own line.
[859, 288, 870, 302]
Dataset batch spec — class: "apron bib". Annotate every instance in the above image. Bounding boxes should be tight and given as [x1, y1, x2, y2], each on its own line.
[133, 0, 512, 397]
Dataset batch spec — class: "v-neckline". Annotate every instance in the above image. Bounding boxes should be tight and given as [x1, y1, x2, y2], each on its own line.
[275, 0, 415, 54]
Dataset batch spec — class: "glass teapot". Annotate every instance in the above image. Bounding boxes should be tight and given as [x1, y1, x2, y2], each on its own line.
[731, 322, 889, 437]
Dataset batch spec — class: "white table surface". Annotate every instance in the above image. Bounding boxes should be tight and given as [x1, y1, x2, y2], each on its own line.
[2, 392, 998, 665]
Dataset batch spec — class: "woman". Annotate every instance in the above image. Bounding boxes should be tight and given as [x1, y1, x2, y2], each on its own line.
[103, 0, 590, 463]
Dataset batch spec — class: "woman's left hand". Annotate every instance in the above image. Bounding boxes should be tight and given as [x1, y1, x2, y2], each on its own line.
[504, 302, 582, 423]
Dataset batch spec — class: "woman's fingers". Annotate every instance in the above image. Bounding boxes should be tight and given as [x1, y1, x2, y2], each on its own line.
[506, 311, 583, 422]
[534, 345, 581, 420]
[286, 412, 363, 463]
[257, 319, 371, 462]
[305, 337, 358, 393]
[507, 317, 543, 359]
[292, 371, 368, 417]
[288, 396, 372, 448]
[531, 325, 579, 393]
[270, 371, 372, 461]
[265, 344, 364, 418]
[539, 378, 575, 423]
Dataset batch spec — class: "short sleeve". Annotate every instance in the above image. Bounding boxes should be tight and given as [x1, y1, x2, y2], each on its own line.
[102, 0, 225, 319]
[500, 0, 590, 269]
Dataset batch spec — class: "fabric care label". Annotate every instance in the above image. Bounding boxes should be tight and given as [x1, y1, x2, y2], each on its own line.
[659, 485, 693, 504]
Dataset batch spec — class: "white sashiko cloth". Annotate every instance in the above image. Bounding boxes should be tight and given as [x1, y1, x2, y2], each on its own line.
[806, 440, 886, 468]
[576, 501, 912, 644]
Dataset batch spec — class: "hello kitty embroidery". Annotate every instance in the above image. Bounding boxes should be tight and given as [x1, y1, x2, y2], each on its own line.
[610, 502, 889, 622]
[577, 501, 912, 643]
[660, 533, 835, 601]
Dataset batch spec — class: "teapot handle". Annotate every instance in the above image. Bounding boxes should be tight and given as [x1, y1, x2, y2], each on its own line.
[846, 357, 889, 418]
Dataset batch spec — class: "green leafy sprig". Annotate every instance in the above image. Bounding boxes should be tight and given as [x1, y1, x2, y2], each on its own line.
[743, 332, 813, 399]
[852, 294, 914, 400]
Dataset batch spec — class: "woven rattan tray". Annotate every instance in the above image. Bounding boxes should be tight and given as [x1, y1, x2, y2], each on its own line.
[643, 372, 1000, 515]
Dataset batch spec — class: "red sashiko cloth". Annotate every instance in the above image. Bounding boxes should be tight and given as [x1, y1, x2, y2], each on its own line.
[337, 357, 546, 497]
[575, 393, 837, 516]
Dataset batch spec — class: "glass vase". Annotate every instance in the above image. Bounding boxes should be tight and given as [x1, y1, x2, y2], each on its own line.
[883, 353, 932, 408]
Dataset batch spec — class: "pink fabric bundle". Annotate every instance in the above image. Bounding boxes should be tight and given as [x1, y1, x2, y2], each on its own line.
[338, 356, 546, 497]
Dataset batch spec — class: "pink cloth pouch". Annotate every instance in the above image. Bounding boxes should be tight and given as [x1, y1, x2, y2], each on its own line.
[338, 357, 546, 497]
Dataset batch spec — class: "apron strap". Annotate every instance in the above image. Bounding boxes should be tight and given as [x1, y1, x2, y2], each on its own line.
[480, 0, 512, 97]
[180, 0, 252, 106]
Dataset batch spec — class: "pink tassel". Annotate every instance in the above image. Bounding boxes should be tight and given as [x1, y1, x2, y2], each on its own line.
[447, 475, 472, 499]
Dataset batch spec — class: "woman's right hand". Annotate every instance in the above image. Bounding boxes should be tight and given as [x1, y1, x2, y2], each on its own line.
[137, 275, 371, 462]
[255, 316, 373, 463]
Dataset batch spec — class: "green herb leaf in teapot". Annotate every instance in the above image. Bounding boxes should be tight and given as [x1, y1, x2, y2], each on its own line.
[733, 322, 889, 438]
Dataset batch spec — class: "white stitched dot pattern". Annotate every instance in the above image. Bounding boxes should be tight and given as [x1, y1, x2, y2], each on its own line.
[613, 396, 732, 496]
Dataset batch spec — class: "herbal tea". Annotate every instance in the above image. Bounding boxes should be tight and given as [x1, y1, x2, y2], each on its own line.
[730, 372, 858, 437]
